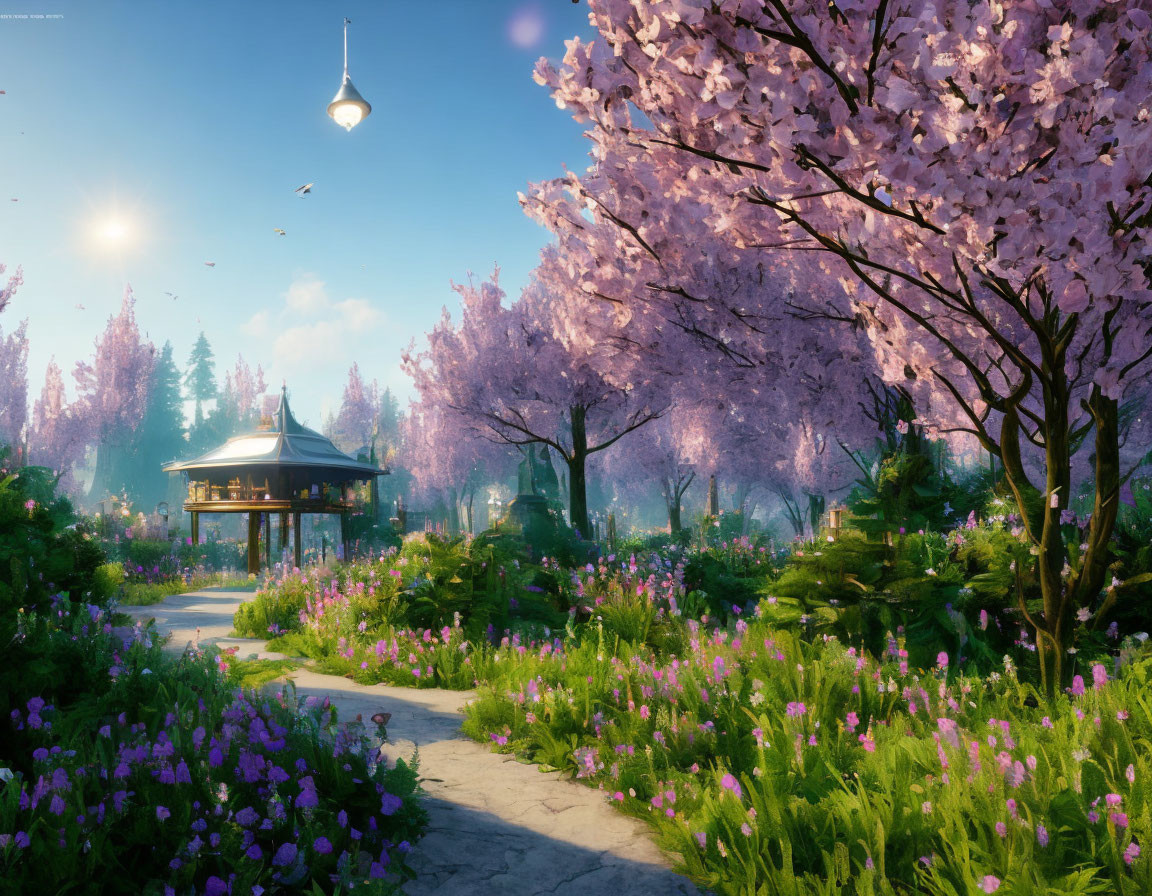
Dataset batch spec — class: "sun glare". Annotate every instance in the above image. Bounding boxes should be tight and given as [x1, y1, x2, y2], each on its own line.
[96, 216, 132, 246]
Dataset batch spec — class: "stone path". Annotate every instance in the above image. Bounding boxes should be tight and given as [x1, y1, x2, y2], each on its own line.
[123, 589, 701, 896]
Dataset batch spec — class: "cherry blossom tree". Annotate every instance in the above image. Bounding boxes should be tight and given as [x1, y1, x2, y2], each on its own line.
[402, 399, 516, 533]
[332, 362, 379, 455]
[28, 359, 85, 486]
[600, 407, 699, 533]
[73, 288, 156, 502]
[0, 263, 27, 459]
[0, 262, 22, 316]
[229, 354, 267, 426]
[404, 266, 666, 537]
[0, 320, 28, 459]
[537, 0, 1152, 694]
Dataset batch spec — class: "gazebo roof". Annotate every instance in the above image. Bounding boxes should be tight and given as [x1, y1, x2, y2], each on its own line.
[163, 386, 385, 478]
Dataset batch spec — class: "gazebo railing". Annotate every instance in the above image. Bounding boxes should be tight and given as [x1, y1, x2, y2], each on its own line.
[186, 482, 352, 504]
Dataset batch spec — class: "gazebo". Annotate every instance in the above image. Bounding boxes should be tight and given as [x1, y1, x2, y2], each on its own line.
[163, 386, 387, 573]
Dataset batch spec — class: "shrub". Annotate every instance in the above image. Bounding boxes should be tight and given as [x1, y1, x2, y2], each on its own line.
[0, 598, 426, 894]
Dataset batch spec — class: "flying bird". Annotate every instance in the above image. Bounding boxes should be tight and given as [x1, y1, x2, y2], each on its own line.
[274, 228, 286, 236]
[9, 198, 17, 202]
[74, 303, 85, 311]
[294, 183, 313, 195]
[204, 261, 216, 267]
[165, 291, 179, 300]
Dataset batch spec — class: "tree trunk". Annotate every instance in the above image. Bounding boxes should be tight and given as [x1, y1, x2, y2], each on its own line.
[447, 487, 461, 534]
[87, 440, 117, 503]
[997, 350, 1123, 698]
[734, 481, 753, 516]
[807, 494, 826, 535]
[567, 405, 591, 537]
[667, 489, 682, 533]
[661, 475, 682, 532]
[779, 491, 806, 538]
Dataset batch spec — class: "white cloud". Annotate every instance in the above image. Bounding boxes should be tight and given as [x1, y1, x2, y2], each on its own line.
[244, 275, 386, 375]
[240, 309, 272, 338]
[284, 276, 329, 315]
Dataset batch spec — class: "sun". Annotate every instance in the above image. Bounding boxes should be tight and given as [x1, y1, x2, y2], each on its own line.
[95, 215, 133, 247]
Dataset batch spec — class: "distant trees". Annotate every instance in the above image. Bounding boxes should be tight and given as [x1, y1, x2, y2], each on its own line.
[332, 363, 378, 456]
[28, 360, 84, 486]
[0, 320, 28, 460]
[183, 332, 217, 430]
[0, 263, 27, 460]
[123, 342, 185, 507]
[73, 289, 155, 502]
[402, 400, 516, 534]
[404, 268, 666, 537]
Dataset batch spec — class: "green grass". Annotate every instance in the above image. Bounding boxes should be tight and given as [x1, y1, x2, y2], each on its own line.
[225, 656, 303, 689]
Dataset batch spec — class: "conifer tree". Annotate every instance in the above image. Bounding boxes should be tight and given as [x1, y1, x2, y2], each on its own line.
[184, 332, 217, 430]
[125, 341, 186, 506]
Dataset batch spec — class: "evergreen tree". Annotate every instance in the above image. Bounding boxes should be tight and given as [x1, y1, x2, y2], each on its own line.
[377, 387, 402, 453]
[197, 371, 240, 451]
[184, 332, 217, 431]
[124, 341, 186, 507]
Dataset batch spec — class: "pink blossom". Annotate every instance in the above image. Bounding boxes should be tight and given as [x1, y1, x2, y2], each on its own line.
[720, 773, 742, 798]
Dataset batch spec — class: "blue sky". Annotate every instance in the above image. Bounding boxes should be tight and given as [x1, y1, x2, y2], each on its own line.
[0, 0, 594, 428]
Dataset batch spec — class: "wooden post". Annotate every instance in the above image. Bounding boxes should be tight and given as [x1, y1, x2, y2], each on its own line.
[340, 511, 350, 563]
[293, 511, 302, 569]
[279, 513, 289, 556]
[264, 512, 271, 569]
[247, 512, 260, 574]
[190, 511, 199, 547]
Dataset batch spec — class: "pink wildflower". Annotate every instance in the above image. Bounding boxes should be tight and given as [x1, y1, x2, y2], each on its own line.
[720, 773, 742, 798]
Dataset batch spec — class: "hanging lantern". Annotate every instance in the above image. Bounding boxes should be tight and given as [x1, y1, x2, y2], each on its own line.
[327, 18, 371, 131]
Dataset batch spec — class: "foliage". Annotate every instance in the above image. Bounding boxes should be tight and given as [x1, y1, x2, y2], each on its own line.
[682, 536, 778, 620]
[847, 425, 977, 538]
[121, 341, 185, 508]
[183, 331, 217, 434]
[0, 462, 110, 686]
[0, 599, 425, 894]
[461, 607, 1152, 896]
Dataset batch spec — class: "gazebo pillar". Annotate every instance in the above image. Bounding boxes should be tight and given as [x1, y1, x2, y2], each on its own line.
[279, 513, 289, 557]
[293, 511, 302, 569]
[247, 512, 260, 575]
[190, 511, 199, 548]
[340, 510, 350, 563]
[264, 512, 271, 570]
